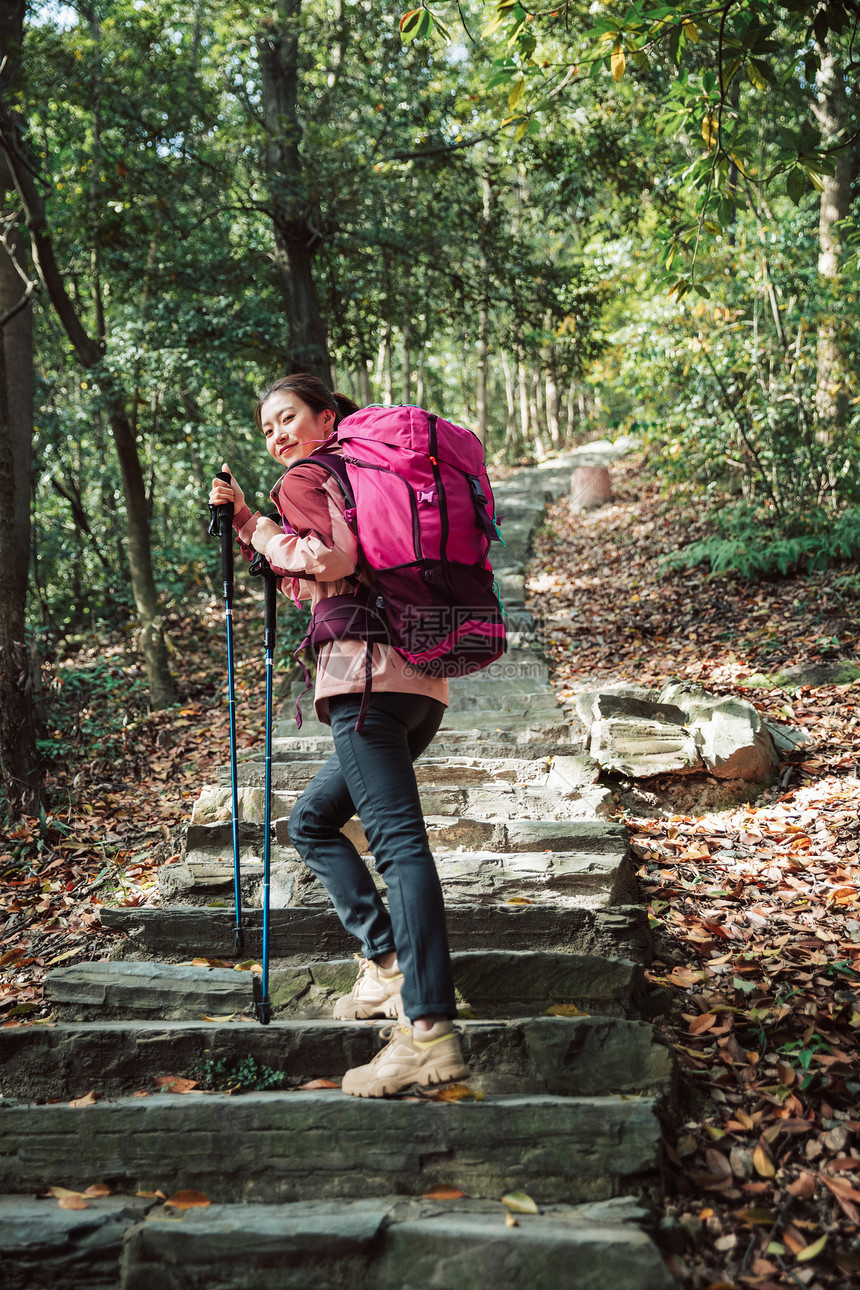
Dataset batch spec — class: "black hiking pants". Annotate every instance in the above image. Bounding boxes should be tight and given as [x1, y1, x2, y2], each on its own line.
[287, 692, 457, 1022]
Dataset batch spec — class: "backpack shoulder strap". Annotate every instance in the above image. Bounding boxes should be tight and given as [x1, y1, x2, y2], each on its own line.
[284, 454, 356, 510]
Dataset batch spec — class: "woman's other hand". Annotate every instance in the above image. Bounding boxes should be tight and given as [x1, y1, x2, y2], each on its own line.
[251, 517, 281, 554]
[208, 463, 246, 511]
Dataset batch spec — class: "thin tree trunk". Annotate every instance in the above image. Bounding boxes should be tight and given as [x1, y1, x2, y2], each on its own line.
[475, 170, 492, 445]
[258, 0, 332, 385]
[0, 54, 175, 708]
[402, 322, 412, 405]
[501, 349, 517, 452]
[545, 368, 560, 449]
[517, 359, 530, 448]
[812, 45, 854, 466]
[566, 380, 576, 443]
[530, 367, 546, 458]
[0, 0, 39, 815]
[381, 326, 393, 403]
[356, 359, 372, 405]
[416, 347, 425, 407]
[0, 162, 39, 816]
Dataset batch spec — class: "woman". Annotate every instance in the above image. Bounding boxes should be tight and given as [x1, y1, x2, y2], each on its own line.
[209, 374, 468, 1098]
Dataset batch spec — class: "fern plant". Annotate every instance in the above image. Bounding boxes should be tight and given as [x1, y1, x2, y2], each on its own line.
[663, 505, 860, 580]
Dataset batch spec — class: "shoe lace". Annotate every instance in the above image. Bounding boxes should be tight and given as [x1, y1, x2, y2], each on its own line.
[375, 1021, 411, 1051]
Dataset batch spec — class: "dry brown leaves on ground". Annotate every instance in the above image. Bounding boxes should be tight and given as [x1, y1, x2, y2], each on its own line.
[1, 584, 273, 1024]
[527, 453, 860, 1290]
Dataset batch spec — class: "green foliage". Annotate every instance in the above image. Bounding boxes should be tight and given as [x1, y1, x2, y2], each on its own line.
[189, 1052, 290, 1093]
[17, 0, 860, 672]
[37, 656, 151, 766]
[663, 504, 860, 580]
[276, 604, 312, 668]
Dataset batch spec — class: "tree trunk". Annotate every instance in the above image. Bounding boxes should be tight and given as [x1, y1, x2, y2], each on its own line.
[501, 349, 518, 452]
[356, 359, 372, 405]
[517, 359, 530, 449]
[0, 164, 39, 816]
[812, 46, 855, 465]
[0, 38, 175, 709]
[402, 322, 412, 405]
[258, 1, 332, 385]
[380, 326, 393, 403]
[566, 380, 576, 443]
[530, 367, 546, 459]
[416, 347, 425, 407]
[0, 0, 39, 816]
[545, 368, 560, 449]
[475, 170, 492, 445]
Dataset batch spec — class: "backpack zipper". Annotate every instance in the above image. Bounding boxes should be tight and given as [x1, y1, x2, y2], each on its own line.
[343, 455, 423, 561]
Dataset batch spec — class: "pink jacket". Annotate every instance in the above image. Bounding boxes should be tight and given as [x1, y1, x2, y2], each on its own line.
[232, 450, 449, 724]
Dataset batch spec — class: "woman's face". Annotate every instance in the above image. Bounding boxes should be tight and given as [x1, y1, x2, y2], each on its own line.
[259, 391, 335, 468]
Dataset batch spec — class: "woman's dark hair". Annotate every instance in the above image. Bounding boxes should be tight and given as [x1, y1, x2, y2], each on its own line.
[254, 373, 360, 433]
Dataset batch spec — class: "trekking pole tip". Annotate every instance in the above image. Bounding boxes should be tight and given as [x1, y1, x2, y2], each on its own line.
[256, 999, 273, 1026]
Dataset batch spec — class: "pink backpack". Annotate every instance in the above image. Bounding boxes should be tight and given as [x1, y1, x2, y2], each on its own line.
[286, 405, 507, 729]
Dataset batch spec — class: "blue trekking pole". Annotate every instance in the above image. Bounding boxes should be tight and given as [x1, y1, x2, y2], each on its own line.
[208, 471, 244, 955]
[249, 548, 276, 1025]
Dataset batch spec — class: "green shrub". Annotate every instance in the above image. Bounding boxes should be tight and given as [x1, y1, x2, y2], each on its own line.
[663, 504, 860, 579]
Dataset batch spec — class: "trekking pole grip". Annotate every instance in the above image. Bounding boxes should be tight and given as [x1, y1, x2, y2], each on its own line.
[249, 550, 277, 651]
[208, 470, 235, 601]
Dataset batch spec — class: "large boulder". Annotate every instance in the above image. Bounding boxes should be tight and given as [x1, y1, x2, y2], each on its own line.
[659, 683, 778, 783]
[569, 681, 785, 790]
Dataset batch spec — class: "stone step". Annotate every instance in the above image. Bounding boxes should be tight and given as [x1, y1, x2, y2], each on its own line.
[0, 1194, 673, 1290]
[163, 846, 636, 912]
[189, 768, 607, 826]
[1, 1015, 672, 1102]
[443, 696, 564, 727]
[0, 1090, 662, 1206]
[182, 817, 624, 877]
[438, 710, 571, 736]
[223, 755, 545, 790]
[271, 733, 581, 760]
[45, 951, 646, 1022]
[100, 904, 654, 965]
[184, 817, 629, 860]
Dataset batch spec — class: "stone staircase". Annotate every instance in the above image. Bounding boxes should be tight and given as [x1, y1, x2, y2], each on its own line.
[0, 456, 674, 1289]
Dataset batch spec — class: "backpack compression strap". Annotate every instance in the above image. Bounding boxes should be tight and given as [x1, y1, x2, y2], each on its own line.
[292, 590, 390, 734]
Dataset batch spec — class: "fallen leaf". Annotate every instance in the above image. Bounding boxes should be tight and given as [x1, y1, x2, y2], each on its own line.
[753, 1142, 775, 1178]
[58, 1196, 89, 1210]
[47, 1186, 83, 1199]
[422, 1186, 467, 1200]
[543, 1004, 586, 1017]
[788, 1173, 816, 1199]
[83, 1183, 111, 1197]
[796, 1232, 827, 1262]
[298, 1078, 340, 1090]
[69, 1090, 98, 1108]
[505, 1212, 519, 1227]
[431, 1083, 478, 1102]
[820, 1173, 860, 1203]
[163, 1190, 211, 1209]
[501, 1191, 539, 1214]
[154, 1076, 198, 1094]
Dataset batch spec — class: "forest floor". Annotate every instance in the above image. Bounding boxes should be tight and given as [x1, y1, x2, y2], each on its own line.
[526, 453, 860, 1290]
[2, 450, 860, 1289]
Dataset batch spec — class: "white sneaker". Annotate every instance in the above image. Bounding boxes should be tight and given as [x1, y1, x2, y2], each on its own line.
[341, 1016, 470, 1097]
[332, 956, 404, 1020]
